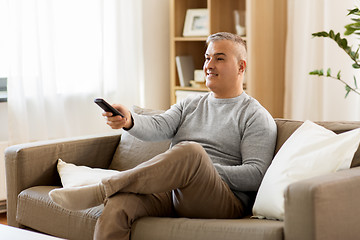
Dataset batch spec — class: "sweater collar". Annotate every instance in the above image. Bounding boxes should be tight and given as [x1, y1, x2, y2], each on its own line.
[208, 91, 248, 104]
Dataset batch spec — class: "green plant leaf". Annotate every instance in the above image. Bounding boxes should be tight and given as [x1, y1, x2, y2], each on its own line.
[309, 70, 323, 76]
[345, 25, 357, 35]
[335, 32, 340, 42]
[351, 18, 360, 22]
[353, 23, 360, 29]
[345, 85, 351, 98]
[355, 75, 359, 89]
[350, 51, 356, 59]
[355, 47, 360, 59]
[341, 39, 348, 48]
[333, 33, 347, 49]
[348, 7, 359, 16]
[312, 31, 329, 37]
[337, 70, 341, 79]
[345, 23, 360, 35]
[327, 68, 331, 77]
[350, 48, 360, 59]
[352, 63, 360, 68]
[347, 22, 360, 29]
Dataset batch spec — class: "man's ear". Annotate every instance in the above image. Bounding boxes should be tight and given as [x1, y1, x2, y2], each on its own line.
[239, 60, 246, 73]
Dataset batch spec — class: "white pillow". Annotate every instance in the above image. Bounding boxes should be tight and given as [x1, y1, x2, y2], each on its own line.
[252, 120, 360, 220]
[57, 159, 120, 188]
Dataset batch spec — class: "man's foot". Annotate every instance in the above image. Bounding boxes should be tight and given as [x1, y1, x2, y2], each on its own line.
[49, 183, 106, 211]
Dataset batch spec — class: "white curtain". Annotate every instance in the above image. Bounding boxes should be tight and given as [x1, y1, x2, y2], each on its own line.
[285, 0, 360, 121]
[1, 0, 144, 144]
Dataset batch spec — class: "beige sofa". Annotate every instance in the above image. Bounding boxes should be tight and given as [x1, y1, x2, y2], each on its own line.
[5, 119, 360, 240]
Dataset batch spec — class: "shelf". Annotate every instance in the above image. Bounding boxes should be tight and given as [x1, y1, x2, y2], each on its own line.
[174, 37, 207, 42]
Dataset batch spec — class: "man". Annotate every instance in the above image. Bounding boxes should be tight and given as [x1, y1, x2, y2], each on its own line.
[50, 32, 277, 240]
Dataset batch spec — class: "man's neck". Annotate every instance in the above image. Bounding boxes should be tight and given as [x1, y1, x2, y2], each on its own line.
[212, 89, 243, 99]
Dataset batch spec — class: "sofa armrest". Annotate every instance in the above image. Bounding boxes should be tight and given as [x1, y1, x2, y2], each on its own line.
[284, 166, 360, 240]
[5, 132, 121, 227]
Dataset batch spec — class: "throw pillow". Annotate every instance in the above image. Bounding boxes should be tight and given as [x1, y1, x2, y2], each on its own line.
[57, 159, 120, 188]
[109, 106, 172, 171]
[252, 120, 360, 220]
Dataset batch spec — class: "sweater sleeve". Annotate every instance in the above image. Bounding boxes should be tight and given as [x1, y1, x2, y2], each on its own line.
[213, 108, 277, 192]
[127, 103, 183, 142]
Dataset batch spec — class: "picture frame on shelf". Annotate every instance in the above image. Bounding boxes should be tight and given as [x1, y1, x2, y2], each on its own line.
[183, 9, 209, 37]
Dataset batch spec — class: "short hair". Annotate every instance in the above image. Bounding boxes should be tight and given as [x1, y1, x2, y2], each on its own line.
[206, 32, 247, 61]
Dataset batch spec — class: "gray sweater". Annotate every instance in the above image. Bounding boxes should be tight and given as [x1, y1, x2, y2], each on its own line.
[129, 92, 277, 208]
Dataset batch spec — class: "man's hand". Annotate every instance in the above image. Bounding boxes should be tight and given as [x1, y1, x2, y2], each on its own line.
[102, 104, 133, 130]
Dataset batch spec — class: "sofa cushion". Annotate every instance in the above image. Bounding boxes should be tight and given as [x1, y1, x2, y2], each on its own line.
[131, 217, 284, 240]
[275, 119, 360, 167]
[18, 187, 284, 240]
[17, 186, 103, 240]
[254, 120, 360, 220]
[109, 106, 171, 171]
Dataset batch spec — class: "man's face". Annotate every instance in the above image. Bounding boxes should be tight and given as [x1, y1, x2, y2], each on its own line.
[203, 40, 245, 98]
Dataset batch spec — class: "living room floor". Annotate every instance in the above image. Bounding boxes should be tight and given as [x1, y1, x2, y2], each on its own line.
[0, 212, 7, 225]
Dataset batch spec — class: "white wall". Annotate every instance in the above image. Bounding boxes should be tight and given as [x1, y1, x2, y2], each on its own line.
[0, 141, 8, 200]
[0, 103, 8, 141]
[0, 103, 8, 201]
[142, 0, 170, 110]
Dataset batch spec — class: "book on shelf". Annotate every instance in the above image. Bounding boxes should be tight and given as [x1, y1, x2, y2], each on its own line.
[175, 56, 194, 87]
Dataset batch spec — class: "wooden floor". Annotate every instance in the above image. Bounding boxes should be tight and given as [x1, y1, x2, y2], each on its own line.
[0, 212, 7, 225]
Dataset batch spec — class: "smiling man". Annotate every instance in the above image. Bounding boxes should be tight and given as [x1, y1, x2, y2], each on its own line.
[204, 33, 247, 98]
[49, 32, 277, 240]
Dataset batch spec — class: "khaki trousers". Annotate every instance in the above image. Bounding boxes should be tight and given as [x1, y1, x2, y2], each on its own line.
[94, 142, 244, 240]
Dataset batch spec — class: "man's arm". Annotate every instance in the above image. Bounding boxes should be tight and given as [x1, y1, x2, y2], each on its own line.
[214, 109, 277, 192]
[103, 102, 186, 142]
[127, 103, 183, 141]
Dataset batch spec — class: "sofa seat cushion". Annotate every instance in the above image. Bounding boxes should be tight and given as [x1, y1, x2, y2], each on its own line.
[17, 186, 284, 240]
[17, 186, 103, 240]
[131, 217, 284, 240]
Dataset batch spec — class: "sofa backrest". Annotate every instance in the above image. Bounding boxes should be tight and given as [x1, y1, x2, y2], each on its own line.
[109, 106, 171, 171]
[274, 119, 360, 168]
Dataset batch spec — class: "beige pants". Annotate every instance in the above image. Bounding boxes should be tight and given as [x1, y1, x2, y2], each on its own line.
[94, 142, 244, 240]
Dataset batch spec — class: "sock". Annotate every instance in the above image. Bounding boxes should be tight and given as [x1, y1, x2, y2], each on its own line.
[49, 183, 106, 211]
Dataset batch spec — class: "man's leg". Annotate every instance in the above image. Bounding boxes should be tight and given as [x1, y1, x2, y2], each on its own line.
[50, 141, 244, 218]
[102, 141, 244, 219]
[94, 192, 173, 240]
